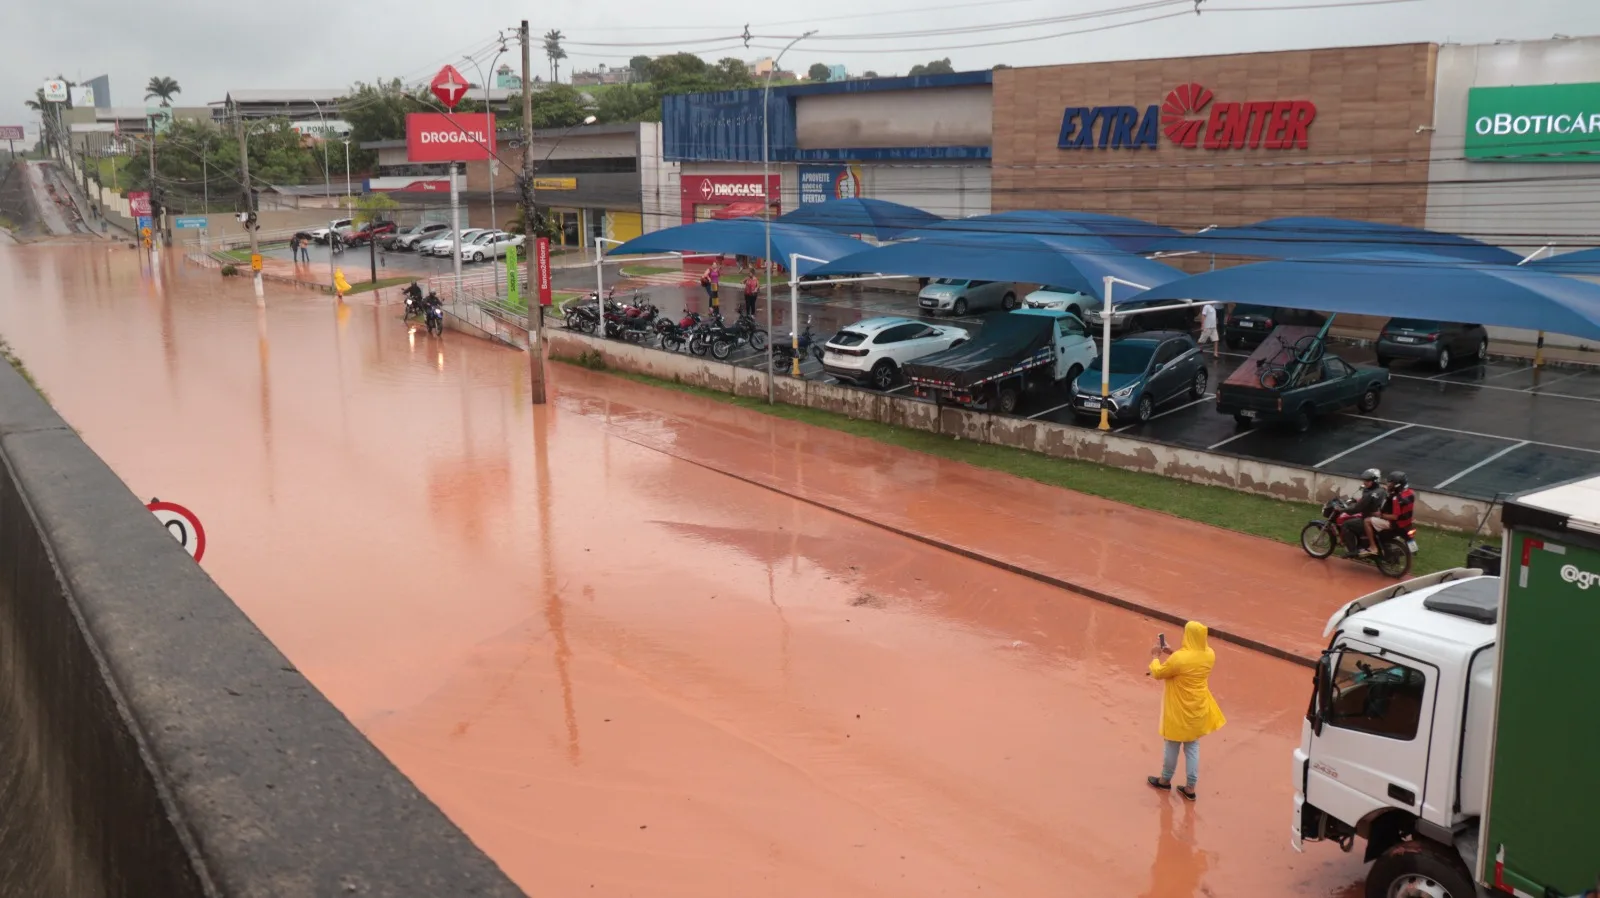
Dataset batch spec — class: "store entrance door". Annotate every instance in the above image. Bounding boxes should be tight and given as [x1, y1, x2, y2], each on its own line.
[556, 210, 581, 247]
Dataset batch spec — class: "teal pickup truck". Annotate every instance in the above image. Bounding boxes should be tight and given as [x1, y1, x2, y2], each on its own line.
[1215, 326, 1389, 431]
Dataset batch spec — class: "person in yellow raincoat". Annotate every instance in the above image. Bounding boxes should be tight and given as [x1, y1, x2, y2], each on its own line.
[1146, 621, 1226, 801]
[333, 268, 352, 298]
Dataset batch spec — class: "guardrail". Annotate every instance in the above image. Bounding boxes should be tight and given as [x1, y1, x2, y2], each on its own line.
[0, 362, 525, 897]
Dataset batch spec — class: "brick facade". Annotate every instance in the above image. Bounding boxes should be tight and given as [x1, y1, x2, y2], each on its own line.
[991, 43, 1438, 231]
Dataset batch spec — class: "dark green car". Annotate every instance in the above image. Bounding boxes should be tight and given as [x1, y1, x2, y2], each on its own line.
[1217, 353, 1389, 431]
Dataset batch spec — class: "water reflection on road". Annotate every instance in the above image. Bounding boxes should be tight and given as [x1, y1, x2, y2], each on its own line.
[0, 244, 1364, 897]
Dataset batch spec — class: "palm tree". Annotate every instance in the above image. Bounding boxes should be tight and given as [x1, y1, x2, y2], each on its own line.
[543, 30, 567, 83]
[145, 76, 181, 106]
[24, 89, 51, 155]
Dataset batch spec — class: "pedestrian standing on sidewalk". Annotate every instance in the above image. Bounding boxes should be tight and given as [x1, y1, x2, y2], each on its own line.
[1197, 302, 1219, 358]
[1145, 621, 1226, 802]
[742, 270, 759, 317]
[707, 260, 722, 312]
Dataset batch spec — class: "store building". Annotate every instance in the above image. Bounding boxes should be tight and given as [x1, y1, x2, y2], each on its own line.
[663, 72, 994, 223]
[1424, 34, 1600, 346]
[361, 121, 677, 247]
[990, 43, 1439, 232]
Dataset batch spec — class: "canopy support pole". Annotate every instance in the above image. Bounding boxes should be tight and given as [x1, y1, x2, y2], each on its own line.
[1518, 244, 1553, 369]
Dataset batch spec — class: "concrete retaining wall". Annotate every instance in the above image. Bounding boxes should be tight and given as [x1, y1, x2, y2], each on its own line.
[0, 363, 524, 897]
[548, 329, 1497, 534]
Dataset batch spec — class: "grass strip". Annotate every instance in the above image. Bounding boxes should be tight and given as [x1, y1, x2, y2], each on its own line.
[620, 265, 680, 277]
[562, 360, 1477, 576]
[345, 276, 414, 295]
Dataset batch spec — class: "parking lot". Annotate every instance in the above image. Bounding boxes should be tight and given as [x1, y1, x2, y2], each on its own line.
[610, 278, 1600, 504]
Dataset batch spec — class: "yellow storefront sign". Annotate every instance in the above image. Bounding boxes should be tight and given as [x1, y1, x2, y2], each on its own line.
[533, 177, 577, 190]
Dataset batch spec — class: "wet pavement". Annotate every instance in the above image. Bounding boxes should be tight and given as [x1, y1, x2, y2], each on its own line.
[596, 282, 1600, 502]
[0, 243, 1370, 896]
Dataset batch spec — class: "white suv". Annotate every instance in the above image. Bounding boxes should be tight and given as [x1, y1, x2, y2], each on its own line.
[308, 218, 353, 244]
[1023, 285, 1094, 318]
[821, 316, 969, 390]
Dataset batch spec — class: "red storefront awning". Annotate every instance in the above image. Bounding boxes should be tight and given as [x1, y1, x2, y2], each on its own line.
[711, 202, 769, 219]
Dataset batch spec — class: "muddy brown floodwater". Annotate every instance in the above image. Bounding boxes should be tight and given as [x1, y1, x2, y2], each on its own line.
[0, 244, 1369, 897]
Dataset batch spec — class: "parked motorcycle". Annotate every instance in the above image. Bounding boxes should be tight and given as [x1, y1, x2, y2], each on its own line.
[604, 299, 659, 343]
[692, 312, 768, 360]
[1299, 497, 1415, 578]
[767, 317, 825, 367]
[657, 311, 701, 353]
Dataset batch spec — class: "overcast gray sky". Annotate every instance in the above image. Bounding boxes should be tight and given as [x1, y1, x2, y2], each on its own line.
[6, 0, 1596, 138]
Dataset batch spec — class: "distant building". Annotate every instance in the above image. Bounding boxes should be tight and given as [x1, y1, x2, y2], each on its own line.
[571, 64, 633, 87]
[210, 89, 346, 122]
[84, 75, 111, 108]
[494, 65, 521, 90]
[827, 64, 848, 82]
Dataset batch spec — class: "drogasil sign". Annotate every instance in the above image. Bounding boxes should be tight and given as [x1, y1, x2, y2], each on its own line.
[1058, 82, 1317, 152]
[406, 112, 497, 163]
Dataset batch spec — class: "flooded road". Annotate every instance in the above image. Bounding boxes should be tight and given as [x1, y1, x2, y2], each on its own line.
[0, 244, 1366, 896]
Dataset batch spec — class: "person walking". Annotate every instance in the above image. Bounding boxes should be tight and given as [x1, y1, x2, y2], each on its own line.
[1197, 302, 1219, 358]
[1146, 621, 1226, 801]
[288, 234, 300, 265]
[742, 269, 760, 318]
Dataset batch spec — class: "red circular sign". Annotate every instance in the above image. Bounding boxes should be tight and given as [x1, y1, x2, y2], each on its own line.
[147, 500, 207, 562]
[430, 65, 469, 110]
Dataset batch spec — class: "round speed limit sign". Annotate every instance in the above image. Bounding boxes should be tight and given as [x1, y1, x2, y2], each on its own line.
[147, 499, 206, 561]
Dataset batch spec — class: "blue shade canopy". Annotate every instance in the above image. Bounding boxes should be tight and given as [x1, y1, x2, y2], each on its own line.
[1145, 216, 1522, 266]
[606, 220, 871, 276]
[1529, 247, 1600, 275]
[1134, 251, 1600, 341]
[810, 231, 1186, 299]
[776, 199, 944, 240]
[920, 210, 1182, 254]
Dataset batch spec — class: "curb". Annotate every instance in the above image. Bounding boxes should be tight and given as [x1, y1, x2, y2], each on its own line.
[572, 363, 1317, 669]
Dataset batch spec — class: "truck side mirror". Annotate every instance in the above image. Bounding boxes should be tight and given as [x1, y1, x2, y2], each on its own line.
[1311, 653, 1337, 735]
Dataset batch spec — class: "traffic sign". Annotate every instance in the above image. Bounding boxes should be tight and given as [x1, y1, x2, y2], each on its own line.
[431, 65, 469, 109]
[173, 216, 207, 229]
[147, 499, 206, 561]
[250, 253, 262, 272]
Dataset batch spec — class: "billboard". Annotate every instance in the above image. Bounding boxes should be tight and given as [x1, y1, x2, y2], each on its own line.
[405, 112, 497, 162]
[0, 126, 23, 142]
[679, 174, 780, 222]
[1464, 82, 1600, 162]
[72, 86, 95, 107]
[798, 164, 861, 204]
[42, 80, 68, 102]
[1056, 82, 1317, 152]
[128, 191, 152, 216]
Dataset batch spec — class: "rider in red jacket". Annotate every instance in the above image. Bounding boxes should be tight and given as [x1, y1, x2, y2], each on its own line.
[1364, 470, 1415, 554]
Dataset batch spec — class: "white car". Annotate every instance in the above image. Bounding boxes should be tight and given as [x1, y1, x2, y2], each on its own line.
[461, 231, 525, 262]
[821, 316, 970, 390]
[421, 229, 485, 256]
[916, 278, 1017, 316]
[308, 218, 353, 244]
[390, 222, 449, 251]
[1023, 285, 1094, 318]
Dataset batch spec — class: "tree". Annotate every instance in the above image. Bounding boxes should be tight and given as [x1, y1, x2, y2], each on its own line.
[807, 63, 831, 82]
[862, 70, 879, 79]
[514, 84, 589, 130]
[596, 84, 660, 124]
[907, 58, 955, 76]
[712, 58, 754, 89]
[629, 55, 653, 82]
[352, 192, 399, 227]
[145, 76, 181, 106]
[544, 30, 567, 83]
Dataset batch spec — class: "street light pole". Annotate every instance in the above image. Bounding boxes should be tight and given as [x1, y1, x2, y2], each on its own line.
[310, 100, 336, 295]
[763, 30, 816, 403]
[466, 44, 509, 300]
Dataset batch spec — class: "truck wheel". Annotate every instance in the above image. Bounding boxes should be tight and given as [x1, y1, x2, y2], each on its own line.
[996, 386, 1020, 415]
[1064, 364, 1083, 389]
[1366, 840, 1474, 898]
[1358, 387, 1381, 413]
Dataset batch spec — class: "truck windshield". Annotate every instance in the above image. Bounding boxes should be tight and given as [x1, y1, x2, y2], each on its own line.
[1089, 346, 1155, 375]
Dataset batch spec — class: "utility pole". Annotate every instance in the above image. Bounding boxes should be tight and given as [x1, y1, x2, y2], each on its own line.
[521, 18, 547, 404]
[234, 103, 263, 300]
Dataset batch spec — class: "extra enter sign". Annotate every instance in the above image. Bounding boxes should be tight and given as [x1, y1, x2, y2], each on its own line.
[147, 498, 206, 562]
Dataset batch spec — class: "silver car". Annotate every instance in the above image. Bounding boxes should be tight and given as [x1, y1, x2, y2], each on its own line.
[917, 279, 1018, 316]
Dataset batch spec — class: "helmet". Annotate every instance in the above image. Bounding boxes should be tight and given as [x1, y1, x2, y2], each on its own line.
[1361, 468, 1382, 484]
[1386, 470, 1409, 489]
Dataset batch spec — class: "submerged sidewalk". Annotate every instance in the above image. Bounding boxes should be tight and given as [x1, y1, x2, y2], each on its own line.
[555, 367, 1391, 664]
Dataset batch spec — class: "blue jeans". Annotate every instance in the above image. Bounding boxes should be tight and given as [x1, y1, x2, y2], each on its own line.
[1162, 739, 1200, 788]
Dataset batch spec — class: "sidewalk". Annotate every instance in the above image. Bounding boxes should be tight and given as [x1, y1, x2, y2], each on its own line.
[556, 366, 1393, 664]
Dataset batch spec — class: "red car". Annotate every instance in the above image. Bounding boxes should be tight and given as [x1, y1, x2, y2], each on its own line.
[345, 221, 397, 246]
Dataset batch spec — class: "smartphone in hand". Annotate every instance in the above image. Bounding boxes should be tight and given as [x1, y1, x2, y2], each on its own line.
[1158, 633, 1168, 650]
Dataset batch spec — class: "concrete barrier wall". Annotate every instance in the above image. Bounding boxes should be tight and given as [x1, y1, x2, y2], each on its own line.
[0, 363, 524, 898]
[548, 329, 1497, 534]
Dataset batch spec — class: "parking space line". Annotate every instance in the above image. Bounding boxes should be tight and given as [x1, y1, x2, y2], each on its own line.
[1027, 401, 1077, 420]
[1312, 424, 1414, 468]
[1343, 412, 1600, 457]
[1434, 441, 1531, 489]
[1207, 431, 1255, 451]
[1522, 369, 1590, 392]
[1115, 394, 1214, 432]
[1480, 365, 1533, 380]
[1386, 371, 1600, 403]
[885, 384, 912, 394]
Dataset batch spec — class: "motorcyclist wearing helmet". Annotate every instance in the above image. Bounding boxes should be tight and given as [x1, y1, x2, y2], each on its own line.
[1364, 470, 1416, 554]
[1342, 469, 1389, 557]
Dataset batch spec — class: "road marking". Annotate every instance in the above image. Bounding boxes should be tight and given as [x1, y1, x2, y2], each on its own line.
[1342, 412, 1600, 457]
[1523, 369, 1590, 392]
[1434, 441, 1531, 489]
[1208, 431, 1256, 451]
[1027, 401, 1077, 420]
[1313, 424, 1414, 468]
[1479, 365, 1533, 381]
[1387, 370, 1600, 404]
[1115, 393, 1214, 431]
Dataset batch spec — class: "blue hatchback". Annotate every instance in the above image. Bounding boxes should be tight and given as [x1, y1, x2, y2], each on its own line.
[1069, 331, 1209, 424]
